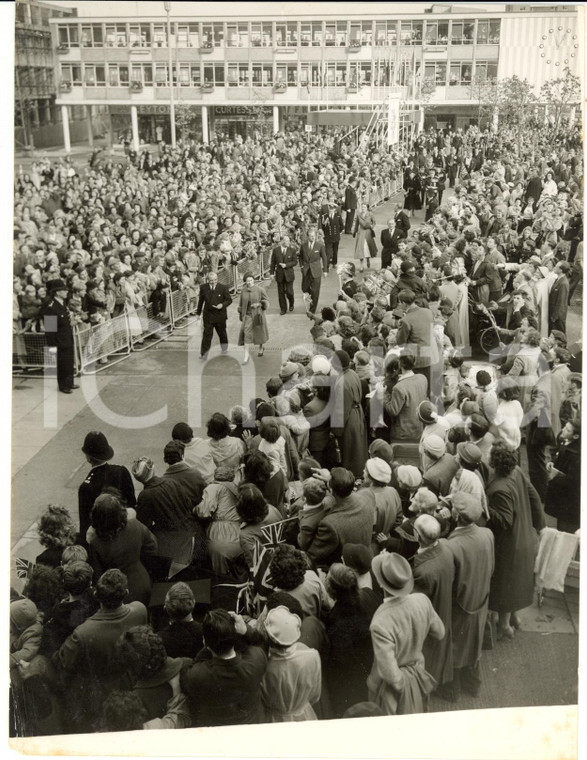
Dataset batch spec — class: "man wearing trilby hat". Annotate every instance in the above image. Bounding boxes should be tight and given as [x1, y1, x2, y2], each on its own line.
[43, 279, 78, 394]
[367, 552, 444, 715]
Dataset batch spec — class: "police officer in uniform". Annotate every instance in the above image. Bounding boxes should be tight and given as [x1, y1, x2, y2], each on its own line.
[43, 279, 78, 394]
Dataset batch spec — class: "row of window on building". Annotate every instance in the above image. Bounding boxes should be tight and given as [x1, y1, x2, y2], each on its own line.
[60, 58, 497, 89]
[57, 18, 502, 50]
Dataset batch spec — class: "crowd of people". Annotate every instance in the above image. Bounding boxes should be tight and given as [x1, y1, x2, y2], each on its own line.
[10, 115, 583, 736]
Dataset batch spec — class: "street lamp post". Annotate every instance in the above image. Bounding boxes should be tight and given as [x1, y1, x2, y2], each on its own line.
[164, 1, 176, 148]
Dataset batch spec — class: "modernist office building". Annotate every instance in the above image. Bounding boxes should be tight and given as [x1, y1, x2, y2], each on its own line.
[49, 3, 581, 149]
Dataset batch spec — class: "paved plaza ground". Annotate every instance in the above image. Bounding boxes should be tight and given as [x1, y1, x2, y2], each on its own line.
[10, 192, 580, 714]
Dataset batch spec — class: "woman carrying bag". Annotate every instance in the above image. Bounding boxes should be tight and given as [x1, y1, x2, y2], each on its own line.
[238, 272, 269, 363]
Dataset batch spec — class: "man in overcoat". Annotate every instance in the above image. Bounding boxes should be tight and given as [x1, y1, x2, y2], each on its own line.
[548, 261, 570, 334]
[196, 270, 232, 359]
[43, 279, 78, 394]
[320, 199, 344, 268]
[445, 493, 494, 699]
[270, 232, 297, 315]
[299, 226, 328, 314]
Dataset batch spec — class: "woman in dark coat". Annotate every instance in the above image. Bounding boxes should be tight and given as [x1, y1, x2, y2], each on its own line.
[486, 440, 545, 639]
[545, 420, 581, 534]
[323, 563, 374, 719]
[238, 273, 269, 361]
[87, 493, 158, 606]
[403, 169, 422, 216]
[330, 350, 369, 477]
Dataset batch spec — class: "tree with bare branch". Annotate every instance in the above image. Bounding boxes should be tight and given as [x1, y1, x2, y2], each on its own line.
[540, 66, 581, 135]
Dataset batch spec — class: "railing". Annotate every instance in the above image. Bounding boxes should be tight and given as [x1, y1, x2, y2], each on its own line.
[13, 331, 60, 375]
[76, 312, 132, 374]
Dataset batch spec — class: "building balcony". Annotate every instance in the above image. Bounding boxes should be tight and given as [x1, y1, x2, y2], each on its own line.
[273, 82, 288, 93]
[129, 81, 143, 92]
[347, 41, 362, 52]
[201, 83, 215, 93]
[200, 42, 214, 53]
[59, 81, 72, 92]
[56, 43, 70, 54]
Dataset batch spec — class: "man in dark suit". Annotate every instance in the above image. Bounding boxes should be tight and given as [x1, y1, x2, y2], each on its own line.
[321, 199, 344, 268]
[196, 270, 232, 359]
[468, 246, 502, 303]
[394, 204, 411, 236]
[380, 218, 407, 269]
[549, 261, 570, 334]
[43, 279, 78, 394]
[270, 232, 297, 315]
[344, 178, 358, 234]
[299, 226, 328, 314]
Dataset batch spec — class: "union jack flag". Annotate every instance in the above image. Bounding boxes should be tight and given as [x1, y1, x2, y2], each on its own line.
[15, 558, 35, 580]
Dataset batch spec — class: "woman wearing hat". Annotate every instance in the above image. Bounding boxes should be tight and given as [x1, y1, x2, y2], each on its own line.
[367, 553, 444, 715]
[237, 273, 269, 362]
[486, 440, 545, 639]
[260, 605, 321, 722]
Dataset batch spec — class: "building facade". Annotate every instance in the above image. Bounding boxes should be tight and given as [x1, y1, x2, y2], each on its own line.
[15, 0, 81, 149]
[49, 4, 582, 149]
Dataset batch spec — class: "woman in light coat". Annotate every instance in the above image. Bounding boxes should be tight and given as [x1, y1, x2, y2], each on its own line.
[353, 202, 377, 272]
[238, 273, 269, 362]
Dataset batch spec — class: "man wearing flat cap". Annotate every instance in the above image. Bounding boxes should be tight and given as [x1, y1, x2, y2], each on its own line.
[367, 552, 445, 715]
[444, 492, 494, 700]
[43, 279, 79, 394]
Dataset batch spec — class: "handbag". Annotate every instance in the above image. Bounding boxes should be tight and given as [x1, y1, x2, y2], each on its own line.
[252, 310, 263, 327]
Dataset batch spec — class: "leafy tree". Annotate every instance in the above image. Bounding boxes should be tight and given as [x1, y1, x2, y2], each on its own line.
[468, 74, 501, 129]
[498, 75, 537, 148]
[540, 67, 581, 135]
[174, 102, 196, 140]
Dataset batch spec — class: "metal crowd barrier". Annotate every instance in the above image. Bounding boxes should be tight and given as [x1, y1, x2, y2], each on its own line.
[217, 264, 236, 295]
[130, 299, 173, 352]
[169, 286, 200, 328]
[12, 331, 60, 375]
[75, 312, 132, 374]
[261, 247, 273, 281]
[234, 257, 263, 292]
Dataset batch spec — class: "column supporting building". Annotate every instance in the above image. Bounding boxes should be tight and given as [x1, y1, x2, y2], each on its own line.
[61, 104, 71, 153]
[273, 105, 279, 134]
[86, 105, 94, 147]
[202, 105, 209, 144]
[131, 105, 139, 152]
